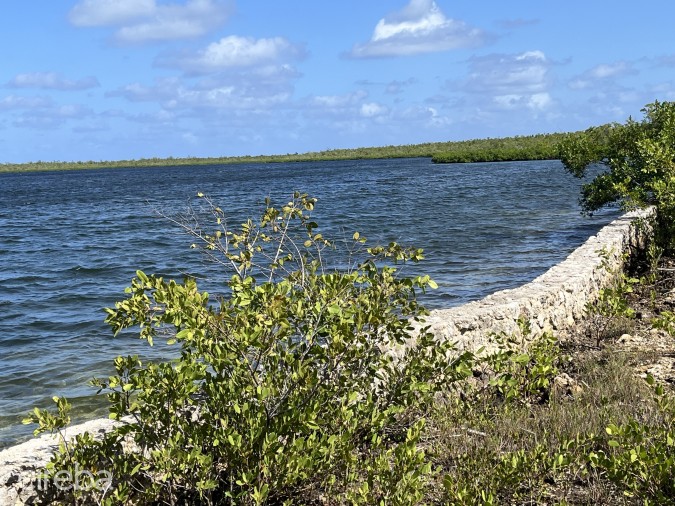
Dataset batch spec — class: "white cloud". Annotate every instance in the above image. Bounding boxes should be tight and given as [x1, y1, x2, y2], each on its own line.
[69, 0, 230, 43]
[175, 87, 291, 110]
[69, 0, 156, 26]
[467, 51, 549, 94]
[349, 0, 488, 58]
[360, 102, 389, 118]
[493, 92, 552, 111]
[160, 36, 305, 72]
[569, 61, 638, 90]
[310, 91, 368, 109]
[456, 50, 553, 111]
[55, 104, 93, 118]
[0, 95, 52, 110]
[398, 105, 450, 125]
[8, 72, 99, 91]
[107, 81, 166, 102]
[590, 62, 633, 79]
[300, 91, 380, 129]
[107, 76, 293, 112]
[528, 92, 553, 110]
[12, 104, 94, 130]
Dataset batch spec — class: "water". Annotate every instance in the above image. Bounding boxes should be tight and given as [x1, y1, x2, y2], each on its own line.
[0, 158, 616, 448]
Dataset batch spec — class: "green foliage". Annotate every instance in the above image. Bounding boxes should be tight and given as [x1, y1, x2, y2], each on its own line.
[559, 101, 675, 248]
[587, 377, 675, 504]
[431, 132, 570, 164]
[651, 310, 675, 337]
[439, 331, 564, 505]
[23, 396, 72, 437]
[26, 192, 474, 505]
[585, 248, 638, 346]
[435, 337, 675, 505]
[442, 443, 562, 506]
[480, 330, 560, 405]
[641, 240, 664, 287]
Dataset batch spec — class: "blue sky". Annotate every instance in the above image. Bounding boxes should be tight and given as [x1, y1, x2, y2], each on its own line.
[2, 0, 675, 163]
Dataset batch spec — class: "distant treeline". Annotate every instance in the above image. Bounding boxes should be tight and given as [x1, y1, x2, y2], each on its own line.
[430, 132, 573, 163]
[0, 131, 590, 174]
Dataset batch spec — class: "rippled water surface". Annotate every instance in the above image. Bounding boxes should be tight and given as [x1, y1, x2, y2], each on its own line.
[0, 158, 617, 448]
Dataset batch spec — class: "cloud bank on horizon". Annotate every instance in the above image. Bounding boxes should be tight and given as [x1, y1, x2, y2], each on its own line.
[1, 0, 674, 162]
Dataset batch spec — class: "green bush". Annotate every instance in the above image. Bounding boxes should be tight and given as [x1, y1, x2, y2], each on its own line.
[559, 100, 675, 249]
[587, 377, 675, 504]
[431, 132, 567, 164]
[25, 192, 474, 505]
[584, 248, 638, 347]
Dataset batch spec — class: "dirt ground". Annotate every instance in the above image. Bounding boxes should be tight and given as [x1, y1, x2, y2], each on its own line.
[559, 253, 675, 387]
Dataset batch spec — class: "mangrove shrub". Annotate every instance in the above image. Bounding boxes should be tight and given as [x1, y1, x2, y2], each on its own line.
[559, 100, 675, 248]
[25, 192, 473, 505]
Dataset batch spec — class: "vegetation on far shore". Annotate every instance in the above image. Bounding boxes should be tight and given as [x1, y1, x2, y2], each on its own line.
[22, 101, 675, 505]
[1, 132, 576, 174]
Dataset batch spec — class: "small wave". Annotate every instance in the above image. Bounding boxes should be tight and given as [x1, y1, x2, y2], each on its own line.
[57, 264, 116, 276]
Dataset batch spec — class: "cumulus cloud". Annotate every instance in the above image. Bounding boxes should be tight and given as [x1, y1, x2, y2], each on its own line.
[8, 72, 99, 91]
[456, 50, 553, 111]
[69, 0, 230, 43]
[349, 0, 488, 58]
[159, 35, 306, 72]
[569, 61, 638, 90]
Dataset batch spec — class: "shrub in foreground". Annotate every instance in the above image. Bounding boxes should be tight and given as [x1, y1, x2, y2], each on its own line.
[25, 192, 473, 505]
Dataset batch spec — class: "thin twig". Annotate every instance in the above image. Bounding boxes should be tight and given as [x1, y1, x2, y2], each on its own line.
[465, 428, 488, 437]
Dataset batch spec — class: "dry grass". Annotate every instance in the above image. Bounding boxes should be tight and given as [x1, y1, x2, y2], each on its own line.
[419, 253, 675, 505]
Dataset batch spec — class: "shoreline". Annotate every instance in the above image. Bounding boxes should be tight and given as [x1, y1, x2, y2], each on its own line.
[0, 207, 654, 503]
[1, 211, 653, 453]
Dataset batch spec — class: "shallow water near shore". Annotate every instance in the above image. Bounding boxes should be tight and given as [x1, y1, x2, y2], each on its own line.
[0, 158, 618, 448]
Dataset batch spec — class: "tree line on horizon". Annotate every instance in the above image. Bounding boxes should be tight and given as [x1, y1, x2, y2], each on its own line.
[1, 130, 590, 174]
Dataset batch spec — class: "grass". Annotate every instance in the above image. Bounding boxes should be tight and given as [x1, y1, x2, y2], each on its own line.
[426, 350, 662, 504]
[416, 252, 675, 505]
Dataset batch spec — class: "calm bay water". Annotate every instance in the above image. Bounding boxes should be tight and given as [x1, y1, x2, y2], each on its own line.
[0, 158, 616, 448]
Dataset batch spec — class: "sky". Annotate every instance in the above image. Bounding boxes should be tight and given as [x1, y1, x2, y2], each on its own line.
[2, 1, 675, 163]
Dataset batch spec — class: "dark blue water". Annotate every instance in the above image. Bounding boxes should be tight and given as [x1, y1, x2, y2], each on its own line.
[0, 158, 616, 448]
